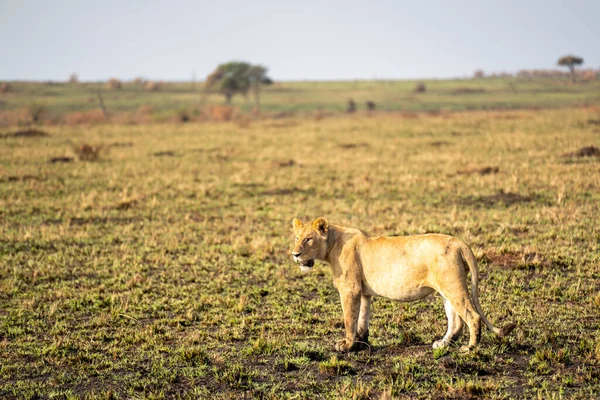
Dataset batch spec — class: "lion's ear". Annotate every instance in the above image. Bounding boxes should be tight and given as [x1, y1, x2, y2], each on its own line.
[292, 218, 304, 231]
[312, 217, 329, 235]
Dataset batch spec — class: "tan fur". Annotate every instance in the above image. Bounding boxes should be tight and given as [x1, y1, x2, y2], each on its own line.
[292, 217, 516, 352]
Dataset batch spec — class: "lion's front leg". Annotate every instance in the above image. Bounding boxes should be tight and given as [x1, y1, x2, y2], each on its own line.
[335, 287, 361, 352]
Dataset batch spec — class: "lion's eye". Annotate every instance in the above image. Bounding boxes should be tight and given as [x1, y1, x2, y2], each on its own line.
[305, 238, 312, 244]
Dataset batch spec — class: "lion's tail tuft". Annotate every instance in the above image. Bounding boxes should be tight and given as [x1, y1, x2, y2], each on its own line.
[498, 323, 517, 337]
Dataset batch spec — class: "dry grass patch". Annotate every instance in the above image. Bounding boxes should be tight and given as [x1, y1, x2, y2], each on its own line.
[0, 109, 28, 126]
[207, 105, 236, 121]
[451, 87, 486, 95]
[64, 109, 107, 125]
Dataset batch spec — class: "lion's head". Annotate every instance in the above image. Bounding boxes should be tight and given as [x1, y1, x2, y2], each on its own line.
[291, 217, 329, 271]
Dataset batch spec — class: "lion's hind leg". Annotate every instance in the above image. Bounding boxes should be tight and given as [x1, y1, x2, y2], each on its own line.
[449, 296, 481, 352]
[433, 297, 464, 349]
[356, 295, 372, 350]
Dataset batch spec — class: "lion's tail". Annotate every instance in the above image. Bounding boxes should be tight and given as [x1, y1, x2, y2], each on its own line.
[459, 244, 516, 337]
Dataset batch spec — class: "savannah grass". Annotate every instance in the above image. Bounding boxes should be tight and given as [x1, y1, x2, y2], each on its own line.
[0, 107, 599, 398]
[1, 78, 599, 122]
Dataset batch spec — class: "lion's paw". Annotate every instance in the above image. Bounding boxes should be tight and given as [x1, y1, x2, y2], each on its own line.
[432, 339, 449, 349]
[357, 329, 369, 344]
[335, 339, 354, 352]
[458, 345, 474, 353]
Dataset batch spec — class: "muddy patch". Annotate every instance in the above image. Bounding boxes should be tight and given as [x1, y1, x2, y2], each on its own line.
[274, 159, 297, 168]
[456, 165, 499, 176]
[458, 190, 546, 207]
[233, 183, 266, 189]
[259, 187, 315, 196]
[49, 156, 74, 163]
[2, 175, 42, 183]
[563, 145, 600, 158]
[339, 142, 369, 149]
[68, 216, 138, 226]
[110, 141, 134, 148]
[0, 128, 50, 138]
[438, 357, 492, 376]
[480, 249, 547, 270]
[153, 151, 176, 157]
[430, 141, 452, 147]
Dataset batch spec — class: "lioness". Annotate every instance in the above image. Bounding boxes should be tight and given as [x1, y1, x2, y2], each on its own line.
[291, 217, 515, 352]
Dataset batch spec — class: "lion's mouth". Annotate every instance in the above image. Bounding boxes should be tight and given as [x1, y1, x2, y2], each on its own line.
[294, 257, 314, 271]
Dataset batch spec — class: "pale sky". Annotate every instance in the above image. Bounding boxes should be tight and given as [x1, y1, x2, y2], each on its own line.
[1, 0, 598, 81]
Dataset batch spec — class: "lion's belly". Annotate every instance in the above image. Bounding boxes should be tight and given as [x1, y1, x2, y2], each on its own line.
[361, 264, 435, 301]
[359, 235, 451, 301]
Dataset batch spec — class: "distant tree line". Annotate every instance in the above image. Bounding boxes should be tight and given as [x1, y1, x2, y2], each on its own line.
[473, 68, 597, 81]
[473, 55, 596, 82]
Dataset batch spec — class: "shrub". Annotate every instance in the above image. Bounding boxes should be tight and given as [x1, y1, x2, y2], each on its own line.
[582, 70, 597, 82]
[177, 109, 190, 123]
[414, 82, 426, 93]
[107, 78, 122, 90]
[0, 82, 10, 93]
[346, 98, 356, 113]
[69, 74, 79, 84]
[26, 103, 46, 123]
[144, 81, 161, 91]
[72, 143, 105, 161]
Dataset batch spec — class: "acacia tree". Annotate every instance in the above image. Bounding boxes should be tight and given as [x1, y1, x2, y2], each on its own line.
[558, 55, 584, 83]
[205, 62, 272, 108]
